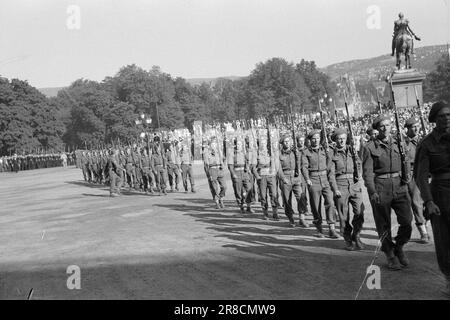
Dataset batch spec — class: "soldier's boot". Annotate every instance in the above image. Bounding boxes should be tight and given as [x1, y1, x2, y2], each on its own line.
[394, 244, 409, 267]
[239, 204, 245, 214]
[219, 199, 225, 209]
[344, 239, 355, 251]
[314, 225, 325, 238]
[418, 224, 430, 244]
[161, 188, 167, 196]
[246, 204, 255, 214]
[328, 224, 341, 239]
[354, 234, 365, 251]
[175, 185, 179, 192]
[298, 213, 309, 228]
[191, 186, 196, 193]
[385, 249, 402, 271]
[287, 215, 295, 228]
[272, 208, 280, 221]
[215, 199, 221, 210]
[262, 208, 269, 220]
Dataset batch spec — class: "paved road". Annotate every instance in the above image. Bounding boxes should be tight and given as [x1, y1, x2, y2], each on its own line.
[0, 165, 445, 299]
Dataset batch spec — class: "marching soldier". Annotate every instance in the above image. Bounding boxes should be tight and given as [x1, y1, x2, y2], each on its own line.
[253, 133, 279, 220]
[278, 135, 306, 228]
[362, 115, 413, 270]
[414, 101, 450, 297]
[166, 143, 181, 192]
[330, 128, 365, 251]
[228, 137, 252, 213]
[108, 148, 124, 197]
[296, 134, 311, 217]
[404, 117, 429, 243]
[151, 138, 168, 195]
[302, 130, 339, 238]
[140, 147, 154, 194]
[179, 141, 195, 193]
[124, 147, 136, 188]
[204, 137, 227, 209]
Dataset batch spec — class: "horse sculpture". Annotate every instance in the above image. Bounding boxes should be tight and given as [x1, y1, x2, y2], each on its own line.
[394, 32, 413, 70]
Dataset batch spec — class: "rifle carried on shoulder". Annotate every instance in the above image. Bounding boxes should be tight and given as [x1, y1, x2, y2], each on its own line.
[413, 86, 428, 137]
[289, 103, 299, 177]
[343, 91, 360, 183]
[389, 80, 409, 184]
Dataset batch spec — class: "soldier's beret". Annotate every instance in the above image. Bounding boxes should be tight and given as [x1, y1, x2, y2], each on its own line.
[331, 128, 348, 141]
[428, 101, 449, 123]
[372, 115, 391, 129]
[307, 130, 321, 139]
[405, 117, 419, 127]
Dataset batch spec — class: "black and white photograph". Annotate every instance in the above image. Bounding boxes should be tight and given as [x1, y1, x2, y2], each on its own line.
[0, 0, 450, 307]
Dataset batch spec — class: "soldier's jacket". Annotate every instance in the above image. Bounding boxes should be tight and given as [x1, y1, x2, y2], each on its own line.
[414, 129, 450, 203]
[300, 146, 334, 182]
[404, 135, 419, 167]
[165, 149, 178, 166]
[179, 148, 193, 165]
[278, 148, 301, 180]
[362, 136, 411, 196]
[330, 146, 362, 192]
[108, 154, 123, 175]
[252, 152, 276, 178]
[151, 151, 166, 168]
[140, 154, 153, 172]
[228, 148, 249, 177]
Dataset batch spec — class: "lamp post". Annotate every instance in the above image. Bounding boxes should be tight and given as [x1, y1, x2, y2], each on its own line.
[135, 113, 153, 150]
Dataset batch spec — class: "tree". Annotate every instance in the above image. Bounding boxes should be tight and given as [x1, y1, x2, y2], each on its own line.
[424, 54, 450, 103]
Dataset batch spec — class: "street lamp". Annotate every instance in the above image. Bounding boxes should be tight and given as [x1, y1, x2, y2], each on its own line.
[135, 113, 153, 150]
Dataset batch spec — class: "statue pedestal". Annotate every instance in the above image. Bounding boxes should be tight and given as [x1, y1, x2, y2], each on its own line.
[388, 69, 426, 109]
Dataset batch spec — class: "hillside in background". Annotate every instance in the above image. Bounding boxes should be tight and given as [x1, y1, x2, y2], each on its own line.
[321, 44, 448, 81]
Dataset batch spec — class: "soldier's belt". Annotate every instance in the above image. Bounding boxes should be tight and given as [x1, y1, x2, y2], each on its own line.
[209, 164, 220, 168]
[431, 172, 450, 181]
[375, 172, 400, 179]
[336, 173, 354, 180]
[309, 170, 327, 177]
[282, 169, 295, 175]
[234, 167, 245, 171]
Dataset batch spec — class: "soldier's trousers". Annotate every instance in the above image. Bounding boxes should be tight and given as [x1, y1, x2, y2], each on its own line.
[141, 168, 154, 192]
[209, 167, 226, 201]
[248, 169, 257, 203]
[257, 175, 279, 210]
[408, 177, 426, 226]
[231, 170, 252, 206]
[154, 165, 167, 191]
[280, 175, 303, 223]
[109, 170, 123, 194]
[430, 180, 450, 279]
[167, 164, 181, 189]
[181, 164, 195, 191]
[299, 178, 309, 214]
[371, 176, 412, 253]
[308, 175, 335, 226]
[334, 179, 364, 242]
[125, 164, 135, 187]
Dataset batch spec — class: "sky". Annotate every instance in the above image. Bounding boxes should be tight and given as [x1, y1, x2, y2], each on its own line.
[0, 0, 449, 88]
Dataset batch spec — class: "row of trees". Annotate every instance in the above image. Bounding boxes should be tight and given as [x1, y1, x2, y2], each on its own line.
[1, 55, 449, 155]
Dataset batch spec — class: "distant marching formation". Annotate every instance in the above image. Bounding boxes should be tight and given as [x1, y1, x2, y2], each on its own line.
[0, 152, 74, 173]
[75, 97, 450, 297]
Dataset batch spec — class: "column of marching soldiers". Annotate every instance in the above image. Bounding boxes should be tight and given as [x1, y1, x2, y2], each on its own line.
[0, 152, 74, 173]
[75, 99, 450, 295]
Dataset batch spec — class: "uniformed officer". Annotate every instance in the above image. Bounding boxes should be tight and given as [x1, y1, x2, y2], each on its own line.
[362, 115, 413, 270]
[124, 147, 136, 188]
[253, 134, 279, 220]
[302, 130, 339, 238]
[278, 135, 306, 228]
[414, 101, 450, 297]
[140, 147, 154, 194]
[296, 135, 311, 217]
[330, 128, 365, 250]
[228, 137, 252, 213]
[204, 137, 227, 209]
[405, 117, 429, 243]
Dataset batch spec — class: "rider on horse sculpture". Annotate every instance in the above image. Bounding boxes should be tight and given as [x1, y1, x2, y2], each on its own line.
[391, 12, 421, 57]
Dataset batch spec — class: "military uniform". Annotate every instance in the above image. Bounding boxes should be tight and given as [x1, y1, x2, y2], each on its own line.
[414, 101, 450, 296]
[151, 146, 168, 194]
[278, 146, 304, 227]
[362, 116, 412, 269]
[301, 143, 337, 236]
[228, 140, 252, 213]
[166, 146, 181, 192]
[330, 143, 365, 250]
[204, 145, 226, 208]
[140, 149, 154, 194]
[179, 145, 195, 193]
[108, 151, 124, 196]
